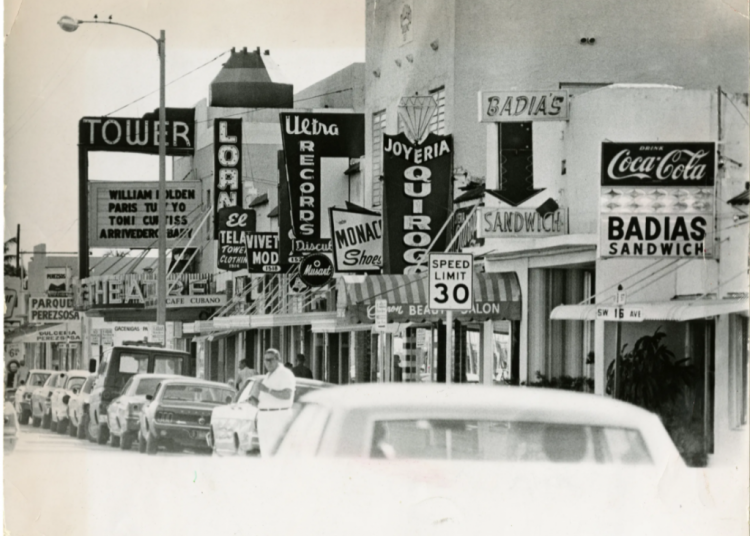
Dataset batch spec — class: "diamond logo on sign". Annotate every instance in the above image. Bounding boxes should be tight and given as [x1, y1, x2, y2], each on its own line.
[397, 95, 437, 144]
[428, 253, 473, 311]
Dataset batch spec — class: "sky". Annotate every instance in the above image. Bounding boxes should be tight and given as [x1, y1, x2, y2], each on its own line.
[3, 0, 365, 257]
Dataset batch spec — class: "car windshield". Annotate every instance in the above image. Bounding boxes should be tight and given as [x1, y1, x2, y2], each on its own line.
[65, 377, 86, 391]
[81, 377, 96, 394]
[235, 379, 257, 403]
[154, 357, 182, 375]
[28, 373, 50, 386]
[161, 384, 234, 405]
[367, 419, 652, 464]
[135, 378, 165, 397]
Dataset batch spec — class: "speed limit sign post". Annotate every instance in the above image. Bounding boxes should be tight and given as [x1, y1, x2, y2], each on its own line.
[429, 253, 473, 311]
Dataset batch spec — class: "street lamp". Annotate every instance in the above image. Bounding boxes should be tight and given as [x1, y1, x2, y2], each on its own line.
[58, 15, 168, 336]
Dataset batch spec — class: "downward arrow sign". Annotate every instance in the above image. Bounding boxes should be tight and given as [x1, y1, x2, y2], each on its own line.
[487, 122, 545, 207]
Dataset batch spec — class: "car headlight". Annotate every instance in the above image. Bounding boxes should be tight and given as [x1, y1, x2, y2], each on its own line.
[155, 411, 173, 423]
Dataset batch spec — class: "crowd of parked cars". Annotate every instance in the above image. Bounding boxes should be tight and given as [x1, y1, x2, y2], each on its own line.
[10, 344, 332, 457]
[7, 342, 727, 534]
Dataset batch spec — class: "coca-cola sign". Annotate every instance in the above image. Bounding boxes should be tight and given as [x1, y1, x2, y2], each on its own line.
[601, 143, 715, 187]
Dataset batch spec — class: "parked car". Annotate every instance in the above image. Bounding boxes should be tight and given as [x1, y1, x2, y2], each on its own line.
[30, 371, 66, 428]
[4, 401, 19, 453]
[14, 370, 51, 425]
[208, 375, 331, 455]
[268, 384, 707, 535]
[66, 374, 96, 439]
[138, 378, 235, 455]
[88, 344, 191, 445]
[50, 369, 90, 434]
[106, 373, 177, 450]
[276, 383, 680, 464]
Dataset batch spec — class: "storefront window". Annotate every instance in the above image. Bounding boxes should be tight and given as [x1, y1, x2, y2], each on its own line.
[730, 314, 748, 428]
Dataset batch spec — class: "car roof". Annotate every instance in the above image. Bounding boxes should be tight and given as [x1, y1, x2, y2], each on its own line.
[64, 369, 91, 378]
[158, 377, 235, 389]
[248, 374, 331, 388]
[130, 373, 179, 382]
[28, 369, 52, 374]
[111, 345, 189, 354]
[298, 384, 658, 428]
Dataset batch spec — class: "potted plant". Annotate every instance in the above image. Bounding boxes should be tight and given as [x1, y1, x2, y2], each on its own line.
[606, 328, 702, 465]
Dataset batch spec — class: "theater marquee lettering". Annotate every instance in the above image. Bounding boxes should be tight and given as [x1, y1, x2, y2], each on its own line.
[88, 182, 202, 248]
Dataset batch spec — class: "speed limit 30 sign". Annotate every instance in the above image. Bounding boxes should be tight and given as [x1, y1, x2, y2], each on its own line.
[429, 253, 473, 310]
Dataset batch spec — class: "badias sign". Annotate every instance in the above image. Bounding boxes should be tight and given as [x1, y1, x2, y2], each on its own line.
[79, 108, 195, 156]
[601, 143, 715, 187]
[601, 214, 713, 257]
[382, 132, 453, 274]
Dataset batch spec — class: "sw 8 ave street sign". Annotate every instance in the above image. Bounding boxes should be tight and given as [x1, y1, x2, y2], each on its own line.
[429, 253, 473, 310]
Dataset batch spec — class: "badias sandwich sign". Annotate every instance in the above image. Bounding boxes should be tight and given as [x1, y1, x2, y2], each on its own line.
[600, 142, 715, 258]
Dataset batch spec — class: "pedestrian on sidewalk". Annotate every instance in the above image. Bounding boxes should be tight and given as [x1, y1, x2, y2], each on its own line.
[255, 348, 296, 456]
[291, 354, 313, 379]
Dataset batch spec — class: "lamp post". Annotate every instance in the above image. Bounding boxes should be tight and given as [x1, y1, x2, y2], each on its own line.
[58, 15, 168, 334]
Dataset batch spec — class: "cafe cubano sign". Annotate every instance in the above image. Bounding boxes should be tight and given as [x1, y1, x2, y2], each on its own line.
[79, 108, 195, 156]
[479, 90, 569, 122]
[89, 181, 201, 248]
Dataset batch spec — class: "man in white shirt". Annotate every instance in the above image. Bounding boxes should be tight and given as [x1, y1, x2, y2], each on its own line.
[256, 348, 296, 457]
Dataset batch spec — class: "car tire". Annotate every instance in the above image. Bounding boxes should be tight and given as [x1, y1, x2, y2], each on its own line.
[49, 418, 57, 432]
[32, 416, 41, 427]
[57, 418, 69, 435]
[109, 433, 121, 448]
[42, 412, 51, 429]
[138, 430, 147, 454]
[77, 415, 87, 440]
[120, 432, 134, 451]
[96, 422, 109, 445]
[146, 429, 158, 455]
[234, 433, 242, 455]
[19, 409, 30, 425]
[86, 415, 97, 443]
[68, 419, 77, 437]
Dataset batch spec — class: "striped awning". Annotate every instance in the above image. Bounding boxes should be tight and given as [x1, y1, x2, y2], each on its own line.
[339, 272, 521, 323]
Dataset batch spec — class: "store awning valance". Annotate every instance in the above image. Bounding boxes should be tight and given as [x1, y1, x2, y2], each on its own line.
[339, 272, 521, 323]
[550, 298, 749, 322]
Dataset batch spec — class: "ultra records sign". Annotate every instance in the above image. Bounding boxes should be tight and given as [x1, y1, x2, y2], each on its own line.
[298, 253, 334, 288]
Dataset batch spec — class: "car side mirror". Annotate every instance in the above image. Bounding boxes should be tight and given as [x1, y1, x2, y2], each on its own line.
[72, 387, 80, 395]
[19, 380, 25, 386]
[145, 394, 153, 401]
[62, 394, 70, 405]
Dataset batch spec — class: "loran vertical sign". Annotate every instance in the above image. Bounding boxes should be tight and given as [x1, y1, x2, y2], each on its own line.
[279, 113, 365, 250]
[600, 143, 715, 258]
[382, 132, 453, 274]
[214, 118, 243, 238]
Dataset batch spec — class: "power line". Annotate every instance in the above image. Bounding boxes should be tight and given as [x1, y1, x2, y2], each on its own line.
[103, 49, 231, 117]
[294, 87, 353, 103]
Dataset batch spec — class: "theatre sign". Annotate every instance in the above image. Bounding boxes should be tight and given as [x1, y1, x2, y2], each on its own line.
[600, 142, 715, 258]
[77, 273, 225, 310]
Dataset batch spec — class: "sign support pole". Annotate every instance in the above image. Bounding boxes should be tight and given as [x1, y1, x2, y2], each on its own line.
[445, 310, 452, 384]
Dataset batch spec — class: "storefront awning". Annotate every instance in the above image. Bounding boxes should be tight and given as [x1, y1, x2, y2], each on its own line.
[339, 272, 521, 324]
[550, 298, 749, 322]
